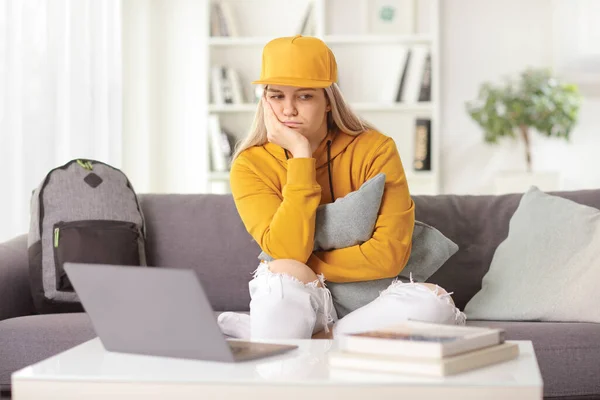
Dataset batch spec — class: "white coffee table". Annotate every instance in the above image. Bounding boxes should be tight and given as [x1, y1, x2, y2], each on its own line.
[12, 338, 542, 400]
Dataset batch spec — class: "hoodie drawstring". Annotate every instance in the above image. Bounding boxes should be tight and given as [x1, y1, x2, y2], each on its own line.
[326, 140, 335, 201]
[283, 140, 335, 202]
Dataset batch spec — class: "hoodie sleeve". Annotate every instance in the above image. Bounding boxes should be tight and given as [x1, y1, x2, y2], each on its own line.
[230, 156, 322, 263]
[308, 138, 415, 282]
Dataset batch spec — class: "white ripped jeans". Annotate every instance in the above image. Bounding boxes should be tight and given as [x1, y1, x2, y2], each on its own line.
[248, 261, 466, 339]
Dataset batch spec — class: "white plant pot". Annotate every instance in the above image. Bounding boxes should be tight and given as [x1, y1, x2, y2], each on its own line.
[493, 171, 562, 195]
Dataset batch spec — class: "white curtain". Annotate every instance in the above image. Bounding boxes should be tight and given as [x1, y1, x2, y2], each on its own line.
[0, 0, 121, 242]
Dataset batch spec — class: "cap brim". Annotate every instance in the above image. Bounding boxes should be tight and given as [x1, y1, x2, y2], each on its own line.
[252, 77, 333, 89]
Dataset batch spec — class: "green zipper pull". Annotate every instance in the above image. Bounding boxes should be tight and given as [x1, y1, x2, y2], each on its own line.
[54, 227, 60, 248]
[86, 161, 93, 170]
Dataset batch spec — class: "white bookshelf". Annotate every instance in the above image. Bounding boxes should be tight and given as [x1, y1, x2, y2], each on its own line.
[205, 0, 441, 196]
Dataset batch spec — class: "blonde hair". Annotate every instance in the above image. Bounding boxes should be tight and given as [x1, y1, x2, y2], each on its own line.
[231, 83, 374, 162]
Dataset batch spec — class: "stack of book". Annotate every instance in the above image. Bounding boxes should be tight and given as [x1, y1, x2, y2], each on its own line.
[328, 321, 519, 377]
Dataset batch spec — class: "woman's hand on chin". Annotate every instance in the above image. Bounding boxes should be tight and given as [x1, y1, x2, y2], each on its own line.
[263, 98, 311, 158]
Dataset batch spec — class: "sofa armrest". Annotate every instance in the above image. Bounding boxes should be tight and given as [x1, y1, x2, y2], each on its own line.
[0, 234, 35, 321]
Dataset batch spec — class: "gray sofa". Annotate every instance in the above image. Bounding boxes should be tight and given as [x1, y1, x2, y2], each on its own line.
[1, 191, 600, 399]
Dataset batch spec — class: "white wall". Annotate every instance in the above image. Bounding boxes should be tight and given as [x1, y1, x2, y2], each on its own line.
[440, 0, 600, 194]
[122, 0, 208, 194]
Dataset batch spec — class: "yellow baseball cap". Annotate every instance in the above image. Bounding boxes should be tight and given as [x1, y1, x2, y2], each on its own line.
[252, 35, 338, 88]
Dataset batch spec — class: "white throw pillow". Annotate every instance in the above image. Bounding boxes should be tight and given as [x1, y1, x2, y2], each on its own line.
[464, 186, 600, 322]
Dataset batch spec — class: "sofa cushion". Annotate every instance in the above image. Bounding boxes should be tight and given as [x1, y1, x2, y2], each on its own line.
[412, 188, 600, 311]
[0, 235, 35, 322]
[0, 311, 232, 390]
[0, 313, 95, 387]
[467, 320, 600, 398]
[465, 186, 600, 322]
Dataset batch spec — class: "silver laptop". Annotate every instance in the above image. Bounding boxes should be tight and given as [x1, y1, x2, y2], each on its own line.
[63, 263, 298, 362]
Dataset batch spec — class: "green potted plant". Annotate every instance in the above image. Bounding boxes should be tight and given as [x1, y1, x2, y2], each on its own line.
[466, 68, 582, 192]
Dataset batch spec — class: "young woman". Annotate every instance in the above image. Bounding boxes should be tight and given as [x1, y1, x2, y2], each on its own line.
[218, 35, 465, 340]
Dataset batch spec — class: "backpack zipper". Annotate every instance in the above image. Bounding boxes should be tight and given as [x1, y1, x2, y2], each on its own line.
[54, 227, 60, 248]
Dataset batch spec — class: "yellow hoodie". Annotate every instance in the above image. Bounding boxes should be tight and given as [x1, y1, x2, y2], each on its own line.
[229, 128, 415, 283]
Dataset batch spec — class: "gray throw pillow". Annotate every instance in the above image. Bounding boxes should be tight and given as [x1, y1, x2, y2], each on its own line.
[256, 172, 459, 318]
[464, 186, 600, 323]
[328, 221, 458, 318]
[258, 173, 386, 261]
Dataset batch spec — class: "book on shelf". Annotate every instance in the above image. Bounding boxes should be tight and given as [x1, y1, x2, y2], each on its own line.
[336, 320, 505, 359]
[391, 46, 431, 104]
[208, 114, 235, 172]
[297, 2, 315, 35]
[211, 66, 246, 105]
[394, 48, 412, 103]
[211, 1, 238, 37]
[210, 66, 224, 105]
[221, 67, 234, 104]
[328, 341, 519, 378]
[210, 3, 222, 37]
[413, 118, 431, 171]
[227, 68, 245, 104]
[418, 53, 432, 102]
[400, 45, 429, 103]
[379, 45, 408, 103]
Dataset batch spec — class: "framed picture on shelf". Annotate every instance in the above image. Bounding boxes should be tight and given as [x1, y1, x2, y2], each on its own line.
[367, 0, 415, 35]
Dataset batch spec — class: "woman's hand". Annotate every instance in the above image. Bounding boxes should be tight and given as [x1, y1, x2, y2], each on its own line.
[262, 97, 311, 158]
